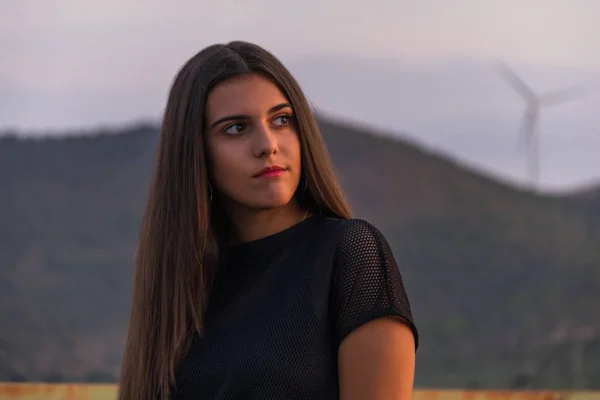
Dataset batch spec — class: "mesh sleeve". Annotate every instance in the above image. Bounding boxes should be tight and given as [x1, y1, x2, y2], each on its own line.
[330, 220, 418, 350]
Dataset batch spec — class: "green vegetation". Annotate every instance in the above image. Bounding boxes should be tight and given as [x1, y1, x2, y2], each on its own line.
[0, 117, 598, 389]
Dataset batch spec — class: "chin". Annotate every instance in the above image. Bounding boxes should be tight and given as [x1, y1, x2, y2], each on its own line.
[251, 191, 296, 210]
[257, 197, 293, 210]
[227, 185, 297, 211]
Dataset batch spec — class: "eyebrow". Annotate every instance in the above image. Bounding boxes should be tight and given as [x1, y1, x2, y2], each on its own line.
[209, 103, 293, 129]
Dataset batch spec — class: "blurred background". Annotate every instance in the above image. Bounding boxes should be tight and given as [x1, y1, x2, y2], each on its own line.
[1, 0, 600, 392]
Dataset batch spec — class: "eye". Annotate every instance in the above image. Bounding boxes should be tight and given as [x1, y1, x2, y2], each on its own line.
[273, 115, 292, 127]
[223, 123, 245, 135]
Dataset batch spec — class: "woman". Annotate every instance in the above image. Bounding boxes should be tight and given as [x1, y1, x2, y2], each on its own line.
[118, 41, 418, 399]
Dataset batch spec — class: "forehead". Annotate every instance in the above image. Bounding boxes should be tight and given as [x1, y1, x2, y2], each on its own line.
[206, 74, 290, 121]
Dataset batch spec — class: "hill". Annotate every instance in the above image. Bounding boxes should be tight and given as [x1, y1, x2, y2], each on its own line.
[566, 184, 600, 230]
[1, 117, 599, 389]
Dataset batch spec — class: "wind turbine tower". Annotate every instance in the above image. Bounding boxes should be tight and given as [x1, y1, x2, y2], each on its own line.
[497, 63, 581, 192]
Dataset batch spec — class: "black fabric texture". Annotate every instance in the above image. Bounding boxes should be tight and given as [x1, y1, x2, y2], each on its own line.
[172, 216, 418, 399]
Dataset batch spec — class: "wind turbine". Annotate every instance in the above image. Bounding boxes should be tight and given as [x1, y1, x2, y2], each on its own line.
[496, 63, 582, 192]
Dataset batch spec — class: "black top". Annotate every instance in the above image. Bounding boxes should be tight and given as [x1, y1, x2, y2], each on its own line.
[172, 216, 418, 399]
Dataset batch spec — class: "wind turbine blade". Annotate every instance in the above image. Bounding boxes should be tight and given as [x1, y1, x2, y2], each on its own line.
[496, 63, 536, 100]
[540, 84, 584, 106]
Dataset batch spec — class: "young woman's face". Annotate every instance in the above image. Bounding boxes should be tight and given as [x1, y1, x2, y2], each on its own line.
[205, 73, 302, 212]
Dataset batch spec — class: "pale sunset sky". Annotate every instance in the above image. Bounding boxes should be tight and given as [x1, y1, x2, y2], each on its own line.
[1, 0, 599, 191]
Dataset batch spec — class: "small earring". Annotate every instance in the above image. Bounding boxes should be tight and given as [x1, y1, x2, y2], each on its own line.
[303, 176, 308, 194]
[208, 182, 213, 202]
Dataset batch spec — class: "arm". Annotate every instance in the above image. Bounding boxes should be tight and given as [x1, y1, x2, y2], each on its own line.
[338, 316, 416, 400]
[330, 220, 418, 400]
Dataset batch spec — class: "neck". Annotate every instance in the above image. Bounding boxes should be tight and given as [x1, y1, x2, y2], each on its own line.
[227, 200, 309, 245]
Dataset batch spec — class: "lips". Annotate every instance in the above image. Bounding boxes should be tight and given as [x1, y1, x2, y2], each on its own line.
[253, 165, 286, 178]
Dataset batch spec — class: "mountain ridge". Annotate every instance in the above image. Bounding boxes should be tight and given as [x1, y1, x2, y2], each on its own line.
[1, 114, 599, 389]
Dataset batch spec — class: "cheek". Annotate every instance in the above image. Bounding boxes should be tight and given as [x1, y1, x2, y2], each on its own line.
[208, 142, 246, 192]
[289, 134, 302, 173]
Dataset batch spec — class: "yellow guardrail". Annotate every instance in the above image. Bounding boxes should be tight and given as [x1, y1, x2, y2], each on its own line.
[0, 384, 599, 400]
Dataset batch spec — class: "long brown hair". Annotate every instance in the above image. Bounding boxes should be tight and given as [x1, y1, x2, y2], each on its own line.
[118, 41, 352, 399]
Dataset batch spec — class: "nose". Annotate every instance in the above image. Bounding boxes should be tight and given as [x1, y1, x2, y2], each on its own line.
[252, 122, 279, 158]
